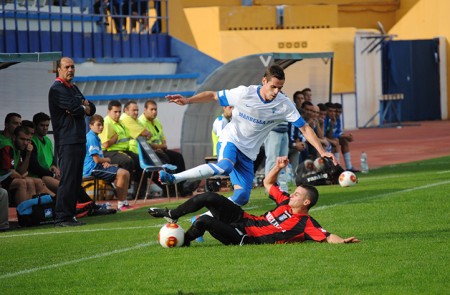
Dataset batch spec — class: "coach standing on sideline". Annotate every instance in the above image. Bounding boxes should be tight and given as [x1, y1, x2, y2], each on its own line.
[49, 57, 96, 226]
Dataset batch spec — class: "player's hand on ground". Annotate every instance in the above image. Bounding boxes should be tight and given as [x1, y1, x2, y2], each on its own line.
[344, 237, 360, 243]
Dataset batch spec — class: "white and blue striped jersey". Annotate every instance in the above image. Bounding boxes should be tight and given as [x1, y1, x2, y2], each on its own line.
[217, 85, 306, 161]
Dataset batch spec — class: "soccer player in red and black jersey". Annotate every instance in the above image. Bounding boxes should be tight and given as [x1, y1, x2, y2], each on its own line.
[149, 156, 359, 246]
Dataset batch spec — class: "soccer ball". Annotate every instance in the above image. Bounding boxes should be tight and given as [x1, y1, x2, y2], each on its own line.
[313, 157, 325, 172]
[339, 171, 358, 187]
[158, 223, 185, 248]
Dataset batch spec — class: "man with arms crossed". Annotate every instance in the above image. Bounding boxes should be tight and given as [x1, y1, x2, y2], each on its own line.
[49, 57, 96, 226]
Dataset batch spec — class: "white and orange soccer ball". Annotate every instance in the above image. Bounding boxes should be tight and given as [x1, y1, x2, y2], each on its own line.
[158, 223, 185, 248]
[339, 171, 358, 187]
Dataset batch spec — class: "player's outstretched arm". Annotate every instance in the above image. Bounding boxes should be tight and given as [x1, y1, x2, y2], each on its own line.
[326, 234, 360, 244]
[300, 124, 337, 165]
[166, 91, 218, 106]
[263, 156, 289, 191]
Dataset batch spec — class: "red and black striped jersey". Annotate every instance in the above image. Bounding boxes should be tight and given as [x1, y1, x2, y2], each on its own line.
[242, 185, 330, 244]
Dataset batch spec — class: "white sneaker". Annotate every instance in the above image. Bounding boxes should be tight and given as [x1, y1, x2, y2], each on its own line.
[118, 201, 130, 211]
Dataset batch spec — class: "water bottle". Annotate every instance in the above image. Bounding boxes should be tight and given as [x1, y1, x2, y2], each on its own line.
[360, 151, 369, 173]
[286, 163, 294, 185]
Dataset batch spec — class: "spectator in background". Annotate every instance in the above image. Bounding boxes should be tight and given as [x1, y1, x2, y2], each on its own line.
[27, 112, 60, 193]
[120, 100, 162, 197]
[27, 112, 96, 203]
[125, 0, 149, 32]
[292, 91, 305, 114]
[100, 100, 139, 197]
[287, 121, 306, 178]
[49, 57, 96, 226]
[0, 126, 54, 205]
[302, 88, 312, 102]
[139, 99, 195, 196]
[138, 100, 187, 179]
[324, 102, 358, 172]
[0, 113, 22, 147]
[84, 115, 131, 211]
[120, 101, 152, 155]
[264, 122, 289, 191]
[212, 106, 233, 156]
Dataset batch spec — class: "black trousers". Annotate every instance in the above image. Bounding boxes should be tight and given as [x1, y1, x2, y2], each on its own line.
[171, 192, 245, 245]
[56, 144, 85, 220]
[161, 149, 186, 173]
[103, 150, 142, 183]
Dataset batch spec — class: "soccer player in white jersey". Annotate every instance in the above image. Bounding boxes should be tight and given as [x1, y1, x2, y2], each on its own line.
[161, 65, 336, 206]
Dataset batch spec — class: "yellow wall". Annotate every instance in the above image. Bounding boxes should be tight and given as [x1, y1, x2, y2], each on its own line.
[389, 0, 450, 116]
[218, 28, 356, 93]
[169, 0, 449, 115]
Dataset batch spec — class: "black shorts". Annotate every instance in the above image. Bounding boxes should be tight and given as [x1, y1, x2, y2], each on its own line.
[91, 164, 118, 183]
[0, 175, 13, 190]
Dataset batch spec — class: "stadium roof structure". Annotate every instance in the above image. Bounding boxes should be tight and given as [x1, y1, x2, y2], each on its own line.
[0, 52, 62, 70]
[180, 52, 334, 169]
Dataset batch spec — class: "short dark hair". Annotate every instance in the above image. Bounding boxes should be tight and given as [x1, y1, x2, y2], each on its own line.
[144, 99, 157, 108]
[263, 64, 285, 81]
[5, 113, 21, 124]
[108, 100, 122, 110]
[317, 103, 327, 111]
[89, 114, 104, 124]
[301, 101, 313, 109]
[334, 103, 342, 109]
[325, 102, 335, 109]
[123, 100, 137, 110]
[301, 88, 311, 93]
[293, 91, 304, 102]
[32, 112, 51, 126]
[300, 184, 319, 209]
[21, 120, 35, 130]
[13, 125, 31, 137]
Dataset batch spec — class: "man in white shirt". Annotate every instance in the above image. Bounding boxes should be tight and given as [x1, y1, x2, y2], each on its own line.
[211, 106, 233, 156]
[161, 65, 336, 206]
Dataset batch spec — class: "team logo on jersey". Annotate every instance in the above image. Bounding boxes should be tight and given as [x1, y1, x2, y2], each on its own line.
[271, 107, 277, 114]
[278, 213, 288, 222]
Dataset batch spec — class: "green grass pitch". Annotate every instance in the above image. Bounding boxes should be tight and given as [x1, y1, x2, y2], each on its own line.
[1, 156, 449, 294]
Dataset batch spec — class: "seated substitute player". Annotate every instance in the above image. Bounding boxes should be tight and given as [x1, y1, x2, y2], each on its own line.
[84, 115, 131, 211]
[161, 64, 336, 206]
[149, 156, 360, 246]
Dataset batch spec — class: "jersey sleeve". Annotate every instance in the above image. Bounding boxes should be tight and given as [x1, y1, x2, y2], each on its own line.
[98, 119, 115, 144]
[268, 184, 290, 205]
[304, 217, 330, 242]
[217, 86, 248, 107]
[121, 115, 144, 139]
[86, 133, 102, 156]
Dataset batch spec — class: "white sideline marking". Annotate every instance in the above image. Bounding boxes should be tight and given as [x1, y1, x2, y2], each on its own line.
[0, 224, 163, 239]
[311, 180, 450, 212]
[0, 241, 156, 280]
[436, 170, 450, 174]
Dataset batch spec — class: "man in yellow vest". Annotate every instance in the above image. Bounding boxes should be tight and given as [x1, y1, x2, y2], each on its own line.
[139, 100, 196, 196]
[120, 100, 163, 197]
[99, 100, 141, 197]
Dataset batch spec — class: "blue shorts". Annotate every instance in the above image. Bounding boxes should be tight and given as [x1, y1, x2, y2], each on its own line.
[91, 164, 118, 183]
[217, 141, 254, 191]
